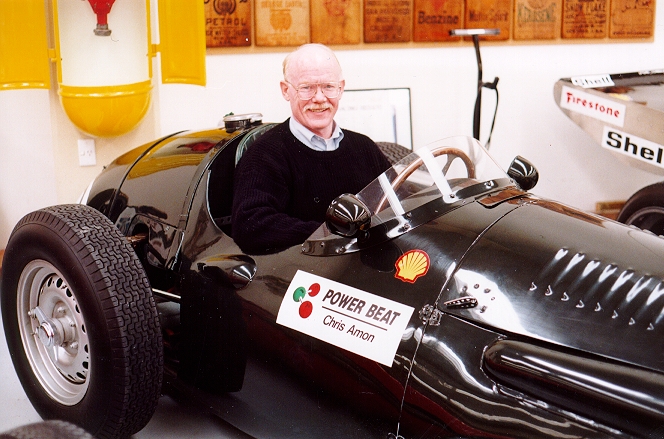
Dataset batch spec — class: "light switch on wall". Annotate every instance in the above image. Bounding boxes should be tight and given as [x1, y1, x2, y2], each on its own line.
[78, 138, 96, 166]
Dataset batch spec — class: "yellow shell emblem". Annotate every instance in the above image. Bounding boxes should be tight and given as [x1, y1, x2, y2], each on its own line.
[395, 250, 430, 283]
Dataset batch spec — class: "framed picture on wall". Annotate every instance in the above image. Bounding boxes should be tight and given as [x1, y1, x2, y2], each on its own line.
[336, 88, 413, 150]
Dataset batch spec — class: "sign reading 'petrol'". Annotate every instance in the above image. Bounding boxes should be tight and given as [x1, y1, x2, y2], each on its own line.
[277, 270, 414, 366]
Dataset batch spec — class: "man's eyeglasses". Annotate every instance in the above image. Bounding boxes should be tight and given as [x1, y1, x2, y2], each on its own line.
[287, 82, 342, 100]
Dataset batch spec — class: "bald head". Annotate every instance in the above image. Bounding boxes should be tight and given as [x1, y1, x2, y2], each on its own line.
[283, 44, 343, 84]
[280, 44, 345, 138]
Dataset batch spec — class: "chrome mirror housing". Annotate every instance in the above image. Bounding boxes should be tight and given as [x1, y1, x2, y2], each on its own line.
[326, 193, 372, 238]
[508, 156, 539, 191]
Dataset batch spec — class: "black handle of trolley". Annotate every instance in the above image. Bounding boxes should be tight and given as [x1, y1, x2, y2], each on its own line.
[450, 28, 500, 149]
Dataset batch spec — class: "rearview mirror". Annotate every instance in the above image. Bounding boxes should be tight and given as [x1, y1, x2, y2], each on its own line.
[326, 194, 372, 238]
[508, 156, 539, 191]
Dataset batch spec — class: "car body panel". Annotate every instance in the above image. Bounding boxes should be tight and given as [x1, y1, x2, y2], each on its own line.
[402, 315, 625, 439]
[87, 128, 250, 269]
[442, 198, 664, 373]
[483, 339, 664, 437]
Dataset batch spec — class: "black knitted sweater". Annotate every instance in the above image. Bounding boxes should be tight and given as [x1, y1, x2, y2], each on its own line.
[231, 120, 390, 254]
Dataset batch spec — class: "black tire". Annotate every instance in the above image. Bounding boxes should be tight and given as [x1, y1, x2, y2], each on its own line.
[376, 142, 411, 165]
[616, 182, 664, 235]
[0, 205, 163, 439]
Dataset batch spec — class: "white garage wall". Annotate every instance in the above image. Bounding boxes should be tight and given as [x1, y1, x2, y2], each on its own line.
[1, 8, 663, 248]
[0, 90, 58, 247]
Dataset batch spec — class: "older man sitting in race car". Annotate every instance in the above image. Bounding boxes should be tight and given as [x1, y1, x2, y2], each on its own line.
[231, 43, 390, 255]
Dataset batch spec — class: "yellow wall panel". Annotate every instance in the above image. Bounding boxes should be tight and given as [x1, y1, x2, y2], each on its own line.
[158, 0, 206, 86]
[0, 0, 51, 89]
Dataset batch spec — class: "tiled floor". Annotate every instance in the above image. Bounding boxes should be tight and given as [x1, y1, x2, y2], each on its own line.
[0, 331, 41, 431]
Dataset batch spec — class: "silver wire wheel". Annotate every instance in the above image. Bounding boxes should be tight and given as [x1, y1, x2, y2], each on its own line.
[17, 260, 90, 406]
[1, 204, 162, 438]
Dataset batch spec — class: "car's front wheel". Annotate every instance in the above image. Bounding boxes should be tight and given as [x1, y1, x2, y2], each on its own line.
[617, 182, 664, 235]
[1, 204, 163, 438]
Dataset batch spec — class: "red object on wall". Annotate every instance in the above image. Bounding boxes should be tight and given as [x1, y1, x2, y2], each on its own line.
[87, 0, 116, 35]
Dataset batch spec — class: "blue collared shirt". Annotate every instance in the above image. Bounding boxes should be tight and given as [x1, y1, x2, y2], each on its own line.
[289, 117, 344, 151]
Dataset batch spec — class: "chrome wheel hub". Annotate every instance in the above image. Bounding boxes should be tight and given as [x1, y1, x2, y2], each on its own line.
[18, 260, 90, 405]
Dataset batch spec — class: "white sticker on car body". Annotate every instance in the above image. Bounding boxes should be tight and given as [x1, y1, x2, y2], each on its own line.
[602, 126, 664, 169]
[560, 85, 625, 127]
[277, 270, 415, 367]
[571, 74, 614, 89]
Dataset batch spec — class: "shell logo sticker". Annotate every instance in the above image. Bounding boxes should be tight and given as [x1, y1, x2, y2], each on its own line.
[395, 250, 430, 283]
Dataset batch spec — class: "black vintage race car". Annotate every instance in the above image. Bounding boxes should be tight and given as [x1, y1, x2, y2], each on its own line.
[2, 114, 664, 439]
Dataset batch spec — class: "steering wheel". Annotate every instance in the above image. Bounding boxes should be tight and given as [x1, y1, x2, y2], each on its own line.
[376, 147, 476, 213]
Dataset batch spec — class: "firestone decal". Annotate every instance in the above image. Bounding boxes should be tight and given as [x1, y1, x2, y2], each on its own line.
[277, 270, 415, 367]
[395, 250, 430, 283]
[560, 85, 625, 127]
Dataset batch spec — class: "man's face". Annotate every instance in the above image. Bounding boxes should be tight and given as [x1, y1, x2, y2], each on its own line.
[280, 57, 345, 139]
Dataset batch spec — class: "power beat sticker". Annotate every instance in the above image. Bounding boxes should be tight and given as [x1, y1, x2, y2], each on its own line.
[276, 270, 415, 367]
